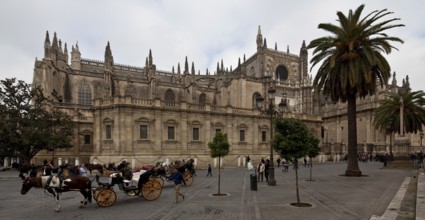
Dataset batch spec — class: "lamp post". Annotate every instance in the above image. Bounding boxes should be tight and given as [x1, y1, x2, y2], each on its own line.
[256, 86, 287, 186]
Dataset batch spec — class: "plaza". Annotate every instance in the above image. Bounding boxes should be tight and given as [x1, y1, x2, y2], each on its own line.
[0, 162, 421, 220]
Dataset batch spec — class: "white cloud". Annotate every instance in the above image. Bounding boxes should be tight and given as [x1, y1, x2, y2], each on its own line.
[1, 0, 424, 91]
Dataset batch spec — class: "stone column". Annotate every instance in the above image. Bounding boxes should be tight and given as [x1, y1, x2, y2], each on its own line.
[131, 157, 136, 170]
[58, 158, 62, 166]
[237, 156, 241, 167]
[75, 157, 80, 166]
[3, 157, 9, 167]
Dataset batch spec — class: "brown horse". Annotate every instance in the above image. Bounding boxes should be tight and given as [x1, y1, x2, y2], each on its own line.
[21, 175, 92, 212]
[85, 163, 104, 175]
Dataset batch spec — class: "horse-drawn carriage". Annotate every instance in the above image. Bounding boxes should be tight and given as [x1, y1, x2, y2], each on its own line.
[93, 168, 163, 207]
[151, 160, 196, 187]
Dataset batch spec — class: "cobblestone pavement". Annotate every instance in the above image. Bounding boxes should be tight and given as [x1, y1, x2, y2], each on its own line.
[0, 162, 417, 220]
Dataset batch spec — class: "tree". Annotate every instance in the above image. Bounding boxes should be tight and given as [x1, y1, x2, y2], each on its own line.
[374, 90, 425, 153]
[307, 143, 320, 181]
[272, 118, 319, 206]
[308, 4, 404, 176]
[207, 131, 230, 196]
[0, 78, 75, 166]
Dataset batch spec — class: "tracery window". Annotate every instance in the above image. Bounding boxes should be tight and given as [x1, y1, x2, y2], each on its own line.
[78, 80, 92, 105]
[165, 89, 175, 102]
[125, 86, 137, 98]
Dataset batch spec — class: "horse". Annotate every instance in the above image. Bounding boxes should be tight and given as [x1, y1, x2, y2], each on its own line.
[21, 175, 92, 212]
[85, 163, 104, 175]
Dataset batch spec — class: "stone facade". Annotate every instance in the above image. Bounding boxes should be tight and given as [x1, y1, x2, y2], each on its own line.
[31, 27, 420, 168]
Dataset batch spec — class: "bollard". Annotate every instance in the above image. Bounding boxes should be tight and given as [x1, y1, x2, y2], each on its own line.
[250, 174, 257, 191]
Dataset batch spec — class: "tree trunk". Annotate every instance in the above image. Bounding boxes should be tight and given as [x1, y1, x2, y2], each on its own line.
[345, 95, 362, 176]
[218, 156, 221, 195]
[309, 158, 313, 181]
[295, 159, 300, 204]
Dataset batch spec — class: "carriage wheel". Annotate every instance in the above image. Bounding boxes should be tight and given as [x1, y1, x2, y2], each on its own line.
[95, 189, 117, 207]
[149, 175, 164, 187]
[141, 180, 162, 201]
[183, 171, 194, 187]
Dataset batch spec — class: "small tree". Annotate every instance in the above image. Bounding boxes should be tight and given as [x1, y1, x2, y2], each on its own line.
[307, 143, 320, 181]
[272, 118, 319, 206]
[208, 131, 230, 196]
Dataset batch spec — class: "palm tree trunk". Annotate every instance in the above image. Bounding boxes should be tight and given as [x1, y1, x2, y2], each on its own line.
[345, 95, 362, 176]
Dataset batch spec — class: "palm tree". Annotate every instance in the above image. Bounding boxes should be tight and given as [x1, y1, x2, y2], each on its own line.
[308, 4, 404, 176]
[374, 90, 425, 153]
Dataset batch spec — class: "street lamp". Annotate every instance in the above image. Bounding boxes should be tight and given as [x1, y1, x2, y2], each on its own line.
[256, 86, 278, 186]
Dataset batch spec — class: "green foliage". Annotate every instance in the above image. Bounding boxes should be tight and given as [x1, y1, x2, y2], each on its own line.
[0, 78, 75, 164]
[272, 118, 320, 161]
[208, 132, 230, 158]
[374, 90, 425, 134]
[308, 4, 404, 102]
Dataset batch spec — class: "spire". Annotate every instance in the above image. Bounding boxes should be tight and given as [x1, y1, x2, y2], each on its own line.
[104, 41, 114, 70]
[149, 49, 153, 66]
[44, 31, 51, 59]
[256, 25, 263, 50]
[184, 56, 189, 74]
[221, 59, 224, 72]
[191, 62, 195, 75]
[172, 66, 175, 74]
[287, 45, 289, 53]
[206, 68, 209, 75]
[44, 31, 50, 44]
[58, 39, 63, 53]
[238, 57, 241, 66]
[51, 32, 58, 51]
[64, 43, 68, 54]
[177, 63, 181, 75]
[243, 54, 246, 62]
[405, 75, 410, 89]
[302, 40, 306, 48]
[145, 57, 148, 68]
[105, 41, 112, 58]
[216, 62, 220, 75]
[275, 42, 277, 50]
[391, 72, 397, 86]
[263, 38, 267, 48]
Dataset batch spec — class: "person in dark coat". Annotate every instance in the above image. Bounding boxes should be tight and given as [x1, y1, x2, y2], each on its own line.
[206, 164, 212, 177]
[168, 168, 186, 203]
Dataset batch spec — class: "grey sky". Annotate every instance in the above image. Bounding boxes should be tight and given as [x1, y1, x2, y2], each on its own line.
[1, 0, 424, 91]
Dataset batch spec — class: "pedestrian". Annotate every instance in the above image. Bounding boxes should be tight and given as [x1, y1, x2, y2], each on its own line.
[304, 157, 307, 167]
[168, 167, 186, 203]
[257, 161, 265, 182]
[283, 159, 289, 172]
[79, 164, 87, 176]
[264, 159, 270, 182]
[30, 164, 37, 177]
[277, 158, 281, 168]
[206, 164, 212, 177]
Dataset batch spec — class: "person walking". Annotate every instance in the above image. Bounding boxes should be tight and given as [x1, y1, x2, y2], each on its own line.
[168, 167, 186, 203]
[264, 159, 270, 182]
[79, 164, 87, 177]
[257, 161, 265, 182]
[206, 164, 212, 177]
[30, 164, 37, 177]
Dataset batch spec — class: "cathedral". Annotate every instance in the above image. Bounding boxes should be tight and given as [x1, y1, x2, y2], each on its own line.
[30, 27, 419, 168]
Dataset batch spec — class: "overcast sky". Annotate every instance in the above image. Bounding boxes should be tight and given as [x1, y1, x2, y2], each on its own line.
[1, 0, 424, 91]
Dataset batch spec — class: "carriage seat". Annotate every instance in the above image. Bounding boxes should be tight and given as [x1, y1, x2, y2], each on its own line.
[97, 181, 113, 187]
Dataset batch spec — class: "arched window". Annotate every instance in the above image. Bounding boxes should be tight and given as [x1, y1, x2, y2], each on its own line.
[165, 89, 175, 102]
[275, 65, 288, 82]
[125, 86, 136, 98]
[252, 92, 262, 108]
[78, 80, 92, 105]
[199, 93, 206, 105]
